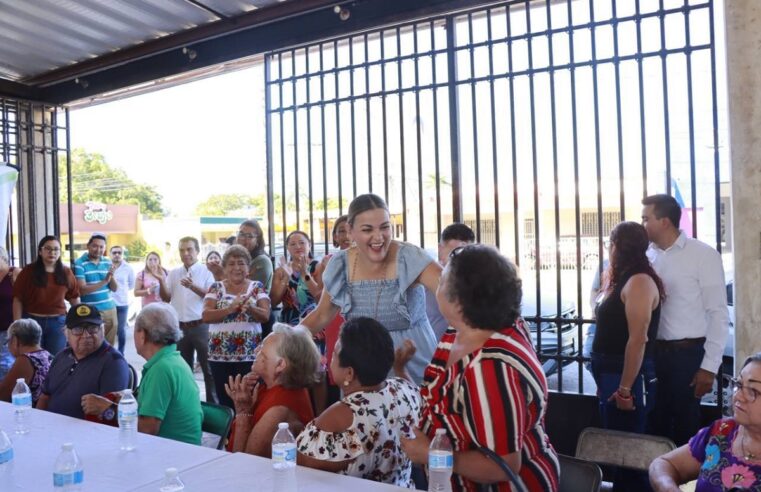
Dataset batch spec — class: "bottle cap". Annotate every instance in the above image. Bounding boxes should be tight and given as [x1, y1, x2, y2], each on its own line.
[16, 378, 24, 383]
[435, 428, 447, 435]
[165, 468, 178, 477]
[278, 422, 289, 429]
[62, 443, 74, 451]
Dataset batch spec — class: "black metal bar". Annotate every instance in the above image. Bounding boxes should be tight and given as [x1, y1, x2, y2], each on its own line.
[612, 0, 625, 217]
[525, 1, 544, 379]
[349, 37, 358, 198]
[414, 25, 425, 248]
[636, 0, 649, 197]
[320, 44, 330, 255]
[365, 33, 373, 194]
[430, 20, 443, 237]
[265, 56, 276, 258]
[545, 0, 567, 391]
[486, 9, 500, 249]
[306, 47, 315, 250]
[397, 27, 408, 241]
[684, 0, 698, 238]
[278, 53, 288, 251]
[445, 16, 462, 223]
[65, 108, 73, 267]
[26, 103, 35, 260]
[334, 41, 344, 215]
[381, 31, 390, 204]
[659, 0, 673, 196]
[589, 1, 604, 335]
[709, 0, 721, 253]
[506, 6, 520, 269]
[467, 13, 482, 243]
[291, 51, 301, 231]
[181, 0, 229, 20]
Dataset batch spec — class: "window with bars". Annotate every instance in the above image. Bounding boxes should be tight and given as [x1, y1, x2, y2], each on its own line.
[265, 0, 727, 394]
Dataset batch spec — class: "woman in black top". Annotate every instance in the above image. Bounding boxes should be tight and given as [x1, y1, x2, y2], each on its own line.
[592, 221, 665, 424]
[591, 221, 665, 490]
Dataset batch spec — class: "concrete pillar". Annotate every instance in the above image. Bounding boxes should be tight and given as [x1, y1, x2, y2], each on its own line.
[725, 1, 761, 371]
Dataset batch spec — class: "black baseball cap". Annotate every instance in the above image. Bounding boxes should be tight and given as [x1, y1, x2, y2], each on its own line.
[66, 304, 103, 327]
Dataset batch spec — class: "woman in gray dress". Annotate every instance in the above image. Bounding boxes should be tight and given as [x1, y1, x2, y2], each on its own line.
[301, 194, 441, 384]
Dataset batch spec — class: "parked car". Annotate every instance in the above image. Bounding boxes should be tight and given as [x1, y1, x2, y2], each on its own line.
[521, 293, 579, 376]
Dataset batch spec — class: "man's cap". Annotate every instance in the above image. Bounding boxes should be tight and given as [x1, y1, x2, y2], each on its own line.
[66, 304, 103, 327]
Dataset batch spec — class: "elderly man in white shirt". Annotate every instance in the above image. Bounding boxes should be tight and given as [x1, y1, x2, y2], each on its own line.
[642, 194, 729, 446]
[157, 236, 216, 403]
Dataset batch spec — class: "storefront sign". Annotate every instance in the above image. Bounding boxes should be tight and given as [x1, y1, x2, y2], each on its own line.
[83, 201, 113, 224]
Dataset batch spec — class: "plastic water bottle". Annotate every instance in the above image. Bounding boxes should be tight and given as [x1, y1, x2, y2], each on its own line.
[0, 427, 13, 467]
[53, 443, 83, 491]
[158, 467, 185, 491]
[118, 389, 138, 451]
[272, 422, 297, 491]
[11, 378, 32, 434]
[428, 428, 453, 492]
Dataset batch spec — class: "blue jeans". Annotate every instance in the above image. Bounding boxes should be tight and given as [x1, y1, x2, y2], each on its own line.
[649, 342, 704, 446]
[116, 305, 129, 354]
[591, 352, 656, 492]
[0, 331, 14, 381]
[28, 314, 67, 355]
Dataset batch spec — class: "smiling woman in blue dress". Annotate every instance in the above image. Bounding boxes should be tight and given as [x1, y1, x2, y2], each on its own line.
[300, 193, 441, 385]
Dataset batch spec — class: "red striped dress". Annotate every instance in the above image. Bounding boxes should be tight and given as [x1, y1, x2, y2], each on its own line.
[420, 320, 559, 491]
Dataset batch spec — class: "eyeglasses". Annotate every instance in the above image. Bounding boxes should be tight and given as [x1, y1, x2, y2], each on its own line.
[43, 247, 61, 253]
[69, 325, 101, 336]
[731, 377, 760, 403]
[237, 232, 257, 239]
[111, 251, 123, 255]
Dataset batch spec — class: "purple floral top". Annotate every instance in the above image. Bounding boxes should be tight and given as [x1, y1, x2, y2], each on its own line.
[24, 349, 52, 406]
[690, 418, 761, 490]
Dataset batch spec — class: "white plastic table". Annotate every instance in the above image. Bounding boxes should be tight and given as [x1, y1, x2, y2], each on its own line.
[0, 401, 226, 491]
[130, 451, 409, 492]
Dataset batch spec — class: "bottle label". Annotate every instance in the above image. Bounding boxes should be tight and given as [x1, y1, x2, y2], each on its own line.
[0, 447, 13, 464]
[118, 408, 138, 419]
[272, 445, 297, 463]
[429, 452, 454, 470]
[12, 393, 31, 407]
[53, 470, 84, 486]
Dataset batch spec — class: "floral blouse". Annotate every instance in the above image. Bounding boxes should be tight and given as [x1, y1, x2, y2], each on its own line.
[296, 378, 421, 488]
[205, 280, 269, 362]
[690, 418, 761, 491]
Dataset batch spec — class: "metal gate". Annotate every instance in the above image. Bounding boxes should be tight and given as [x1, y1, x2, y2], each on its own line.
[265, 0, 727, 394]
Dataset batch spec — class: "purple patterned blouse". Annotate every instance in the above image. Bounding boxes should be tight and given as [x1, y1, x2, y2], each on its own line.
[689, 418, 761, 491]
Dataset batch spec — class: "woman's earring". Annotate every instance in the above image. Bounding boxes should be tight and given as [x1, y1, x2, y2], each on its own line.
[343, 380, 350, 387]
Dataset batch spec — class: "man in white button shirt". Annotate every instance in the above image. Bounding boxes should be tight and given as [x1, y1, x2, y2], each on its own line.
[158, 236, 216, 403]
[642, 194, 729, 445]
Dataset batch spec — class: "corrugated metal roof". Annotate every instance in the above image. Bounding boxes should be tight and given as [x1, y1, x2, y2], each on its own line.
[0, 0, 283, 82]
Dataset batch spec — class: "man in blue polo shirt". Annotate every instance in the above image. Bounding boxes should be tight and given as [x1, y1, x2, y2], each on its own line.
[37, 304, 129, 419]
[74, 233, 118, 346]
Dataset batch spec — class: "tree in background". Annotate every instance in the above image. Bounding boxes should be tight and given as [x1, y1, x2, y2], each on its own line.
[59, 148, 165, 219]
[195, 193, 265, 216]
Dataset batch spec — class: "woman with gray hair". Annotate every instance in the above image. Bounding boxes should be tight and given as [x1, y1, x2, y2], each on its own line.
[0, 318, 52, 405]
[0, 245, 20, 380]
[225, 323, 320, 456]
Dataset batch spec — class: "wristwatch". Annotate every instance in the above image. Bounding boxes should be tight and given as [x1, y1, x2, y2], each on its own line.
[102, 402, 116, 421]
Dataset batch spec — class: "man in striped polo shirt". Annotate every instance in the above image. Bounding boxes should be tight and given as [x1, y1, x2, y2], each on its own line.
[74, 233, 118, 345]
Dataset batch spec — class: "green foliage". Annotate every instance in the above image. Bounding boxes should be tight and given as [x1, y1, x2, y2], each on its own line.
[59, 148, 165, 219]
[125, 238, 148, 261]
[195, 193, 264, 217]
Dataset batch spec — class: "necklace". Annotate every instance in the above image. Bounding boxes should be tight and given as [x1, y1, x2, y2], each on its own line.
[349, 247, 390, 319]
[742, 430, 759, 461]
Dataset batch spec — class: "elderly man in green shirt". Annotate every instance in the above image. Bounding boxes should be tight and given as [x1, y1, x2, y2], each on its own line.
[82, 303, 202, 444]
